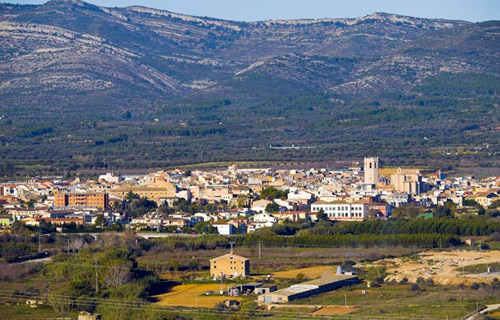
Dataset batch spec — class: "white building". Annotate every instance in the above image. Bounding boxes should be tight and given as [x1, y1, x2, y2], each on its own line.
[213, 223, 237, 235]
[98, 173, 123, 184]
[380, 193, 411, 207]
[311, 200, 370, 221]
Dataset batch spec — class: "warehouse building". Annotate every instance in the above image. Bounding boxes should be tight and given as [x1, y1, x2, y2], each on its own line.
[258, 275, 359, 304]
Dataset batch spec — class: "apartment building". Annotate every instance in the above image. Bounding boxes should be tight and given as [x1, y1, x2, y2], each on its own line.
[54, 192, 108, 209]
[311, 200, 370, 221]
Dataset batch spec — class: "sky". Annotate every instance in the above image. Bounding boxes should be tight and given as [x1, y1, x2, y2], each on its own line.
[6, 0, 500, 22]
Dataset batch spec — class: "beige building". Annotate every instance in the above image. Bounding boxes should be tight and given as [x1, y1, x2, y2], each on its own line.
[109, 181, 177, 203]
[364, 157, 379, 185]
[467, 191, 499, 207]
[210, 251, 250, 279]
[390, 168, 422, 195]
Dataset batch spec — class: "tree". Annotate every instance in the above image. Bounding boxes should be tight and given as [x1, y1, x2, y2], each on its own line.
[265, 202, 280, 213]
[237, 194, 249, 208]
[259, 187, 289, 201]
[489, 199, 500, 209]
[365, 266, 387, 284]
[94, 214, 106, 228]
[316, 209, 328, 221]
[10, 221, 27, 234]
[105, 265, 131, 288]
[194, 221, 217, 234]
[187, 258, 200, 271]
[434, 200, 456, 218]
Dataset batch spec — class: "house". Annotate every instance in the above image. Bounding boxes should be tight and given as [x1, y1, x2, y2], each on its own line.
[251, 199, 272, 214]
[0, 215, 12, 226]
[212, 223, 238, 235]
[210, 251, 250, 278]
[272, 211, 309, 223]
[369, 203, 392, 218]
[467, 191, 499, 207]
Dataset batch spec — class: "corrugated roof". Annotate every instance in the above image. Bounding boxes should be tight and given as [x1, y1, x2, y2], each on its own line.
[264, 275, 357, 297]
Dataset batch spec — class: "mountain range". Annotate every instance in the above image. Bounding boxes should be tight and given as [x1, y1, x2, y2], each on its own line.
[1, 0, 498, 108]
[0, 0, 499, 175]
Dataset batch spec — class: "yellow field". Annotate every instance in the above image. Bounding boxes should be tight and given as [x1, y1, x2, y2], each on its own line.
[153, 283, 242, 308]
[272, 266, 335, 279]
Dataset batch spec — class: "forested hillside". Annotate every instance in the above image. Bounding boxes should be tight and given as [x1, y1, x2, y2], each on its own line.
[0, 0, 499, 176]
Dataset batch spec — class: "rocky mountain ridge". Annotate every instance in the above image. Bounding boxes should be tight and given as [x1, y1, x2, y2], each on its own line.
[0, 0, 498, 110]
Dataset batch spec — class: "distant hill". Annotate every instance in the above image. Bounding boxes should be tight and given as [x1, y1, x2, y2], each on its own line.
[0, 0, 498, 175]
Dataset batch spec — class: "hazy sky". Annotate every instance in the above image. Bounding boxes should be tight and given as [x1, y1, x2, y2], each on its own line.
[7, 0, 500, 22]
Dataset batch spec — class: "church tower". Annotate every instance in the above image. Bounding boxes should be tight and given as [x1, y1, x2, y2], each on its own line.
[364, 157, 379, 185]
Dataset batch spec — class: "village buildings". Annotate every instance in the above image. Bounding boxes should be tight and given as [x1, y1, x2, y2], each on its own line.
[0, 158, 498, 234]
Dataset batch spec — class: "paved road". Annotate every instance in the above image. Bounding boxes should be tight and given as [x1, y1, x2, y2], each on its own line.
[137, 232, 200, 239]
[465, 303, 500, 320]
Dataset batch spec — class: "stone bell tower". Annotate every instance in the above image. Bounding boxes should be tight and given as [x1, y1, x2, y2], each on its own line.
[364, 157, 379, 185]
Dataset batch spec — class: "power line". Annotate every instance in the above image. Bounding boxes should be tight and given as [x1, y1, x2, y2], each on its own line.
[0, 292, 463, 320]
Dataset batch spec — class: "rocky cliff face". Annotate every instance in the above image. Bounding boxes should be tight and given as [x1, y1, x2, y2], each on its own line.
[0, 0, 498, 109]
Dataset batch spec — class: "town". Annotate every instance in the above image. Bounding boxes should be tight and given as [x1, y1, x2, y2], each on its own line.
[1, 157, 498, 234]
[0, 158, 499, 320]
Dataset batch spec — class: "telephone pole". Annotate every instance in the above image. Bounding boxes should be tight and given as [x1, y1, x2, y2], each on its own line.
[220, 273, 224, 295]
[38, 228, 41, 253]
[95, 258, 99, 294]
[258, 240, 261, 260]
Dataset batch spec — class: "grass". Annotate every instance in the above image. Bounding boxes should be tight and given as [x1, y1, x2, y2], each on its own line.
[0, 303, 76, 320]
[272, 266, 335, 279]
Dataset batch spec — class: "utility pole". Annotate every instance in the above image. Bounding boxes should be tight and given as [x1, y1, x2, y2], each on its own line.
[258, 240, 261, 260]
[220, 273, 224, 295]
[38, 228, 41, 253]
[95, 258, 99, 294]
[344, 292, 347, 308]
[67, 235, 70, 253]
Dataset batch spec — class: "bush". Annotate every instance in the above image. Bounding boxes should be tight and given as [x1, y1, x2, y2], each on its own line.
[426, 278, 435, 287]
[399, 277, 409, 284]
[410, 283, 420, 291]
[416, 277, 426, 285]
[295, 273, 305, 281]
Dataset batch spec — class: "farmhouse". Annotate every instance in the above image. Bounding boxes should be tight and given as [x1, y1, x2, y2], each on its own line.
[258, 275, 359, 304]
[210, 251, 250, 279]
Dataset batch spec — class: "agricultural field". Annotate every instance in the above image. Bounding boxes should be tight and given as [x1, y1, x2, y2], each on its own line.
[152, 283, 243, 308]
[272, 266, 335, 279]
